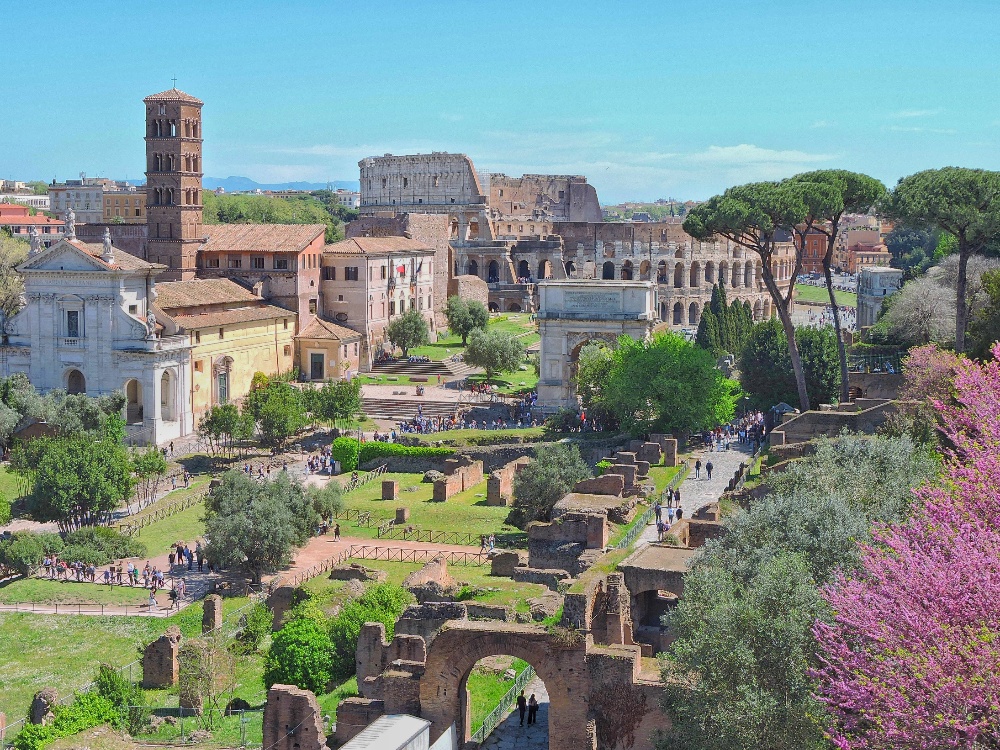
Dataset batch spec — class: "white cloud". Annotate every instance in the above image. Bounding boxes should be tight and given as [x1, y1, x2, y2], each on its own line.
[885, 125, 956, 135]
[890, 108, 942, 119]
[685, 144, 836, 165]
[811, 120, 835, 129]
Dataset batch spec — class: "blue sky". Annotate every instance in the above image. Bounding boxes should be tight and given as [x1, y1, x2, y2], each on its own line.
[4, 0, 1000, 203]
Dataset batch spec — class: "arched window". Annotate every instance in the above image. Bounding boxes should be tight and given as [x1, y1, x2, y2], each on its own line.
[602, 261, 615, 280]
[538, 260, 552, 280]
[517, 260, 530, 280]
[467, 259, 478, 277]
[621, 260, 633, 280]
[67, 369, 86, 395]
[705, 261, 715, 283]
[487, 260, 500, 283]
[161, 370, 176, 421]
[672, 302, 683, 325]
[689, 261, 701, 287]
[674, 262, 684, 288]
[657, 260, 667, 284]
[564, 260, 576, 277]
[689, 302, 698, 325]
[125, 379, 143, 424]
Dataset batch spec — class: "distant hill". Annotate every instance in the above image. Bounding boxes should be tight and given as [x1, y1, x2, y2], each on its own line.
[201, 176, 360, 193]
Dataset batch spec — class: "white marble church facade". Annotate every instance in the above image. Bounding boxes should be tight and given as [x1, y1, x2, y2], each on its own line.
[1, 224, 193, 445]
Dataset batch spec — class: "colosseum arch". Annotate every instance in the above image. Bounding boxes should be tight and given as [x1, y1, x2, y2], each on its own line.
[518, 259, 530, 279]
[753, 299, 763, 320]
[538, 259, 553, 280]
[672, 301, 683, 325]
[704, 261, 715, 284]
[718, 261, 728, 287]
[674, 247, 685, 259]
[673, 262, 684, 288]
[467, 259, 479, 277]
[689, 261, 701, 288]
[731, 263, 741, 288]
[602, 261, 615, 280]
[419, 622, 591, 749]
[488, 260, 500, 283]
[656, 260, 667, 283]
[639, 260, 651, 280]
[744, 261, 754, 287]
[621, 260, 634, 280]
[565, 260, 576, 277]
[688, 301, 699, 326]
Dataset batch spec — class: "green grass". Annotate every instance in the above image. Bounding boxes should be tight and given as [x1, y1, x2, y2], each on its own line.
[339, 472, 515, 539]
[647, 464, 683, 495]
[468, 657, 529, 735]
[0, 464, 26, 504]
[794, 283, 857, 307]
[0, 578, 152, 606]
[315, 676, 360, 720]
[133, 502, 207, 557]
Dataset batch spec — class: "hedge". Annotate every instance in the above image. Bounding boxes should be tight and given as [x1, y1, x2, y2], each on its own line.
[331, 438, 454, 472]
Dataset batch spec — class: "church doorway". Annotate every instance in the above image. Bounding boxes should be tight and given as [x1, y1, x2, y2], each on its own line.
[125, 379, 143, 424]
[67, 369, 86, 395]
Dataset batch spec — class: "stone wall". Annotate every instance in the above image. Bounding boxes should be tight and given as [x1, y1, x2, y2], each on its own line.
[432, 457, 483, 501]
[262, 685, 326, 750]
[356, 622, 428, 690]
[668, 518, 725, 549]
[848, 371, 903, 400]
[486, 456, 531, 506]
[447, 273, 490, 308]
[394, 601, 470, 645]
[772, 399, 898, 445]
[142, 626, 181, 688]
[649, 433, 678, 466]
[333, 697, 385, 745]
[202, 594, 222, 634]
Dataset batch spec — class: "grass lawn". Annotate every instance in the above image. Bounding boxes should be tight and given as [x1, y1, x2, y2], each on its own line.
[466, 365, 539, 395]
[468, 657, 530, 735]
[647, 464, 684, 495]
[315, 676, 360, 720]
[0, 464, 26, 504]
[794, 283, 857, 307]
[339, 473, 514, 539]
[0, 578, 152, 606]
[132, 502, 207, 557]
[0, 596, 250, 722]
[407, 314, 539, 366]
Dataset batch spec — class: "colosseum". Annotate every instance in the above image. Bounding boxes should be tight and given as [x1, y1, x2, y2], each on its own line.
[358, 152, 794, 327]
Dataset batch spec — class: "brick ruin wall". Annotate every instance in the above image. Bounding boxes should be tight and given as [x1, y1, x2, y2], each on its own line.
[432, 457, 483, 501]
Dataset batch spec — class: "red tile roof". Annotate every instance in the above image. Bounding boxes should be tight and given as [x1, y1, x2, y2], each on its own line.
[324, 237, 435, 256]
[155, 278, 260, 310]
[296, 317, 362, 341]
[168, 304, 292, 330]
[200, 224, 326, 254]
[143, 88, 203, 105]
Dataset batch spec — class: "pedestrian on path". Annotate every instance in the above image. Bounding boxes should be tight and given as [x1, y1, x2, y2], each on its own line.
[527, 694, 539, 725]
[695, 459, 702, 479]
[148, 589, 157, 612]
[674, 487, 681, 506]
[654, 501, 662, 522]
[706, 461, 714, 480]
[517, 690, 527, 726]
[676, 507, 683, 521]
[334, 524, 341, 542]
[667, 506, 676, 525]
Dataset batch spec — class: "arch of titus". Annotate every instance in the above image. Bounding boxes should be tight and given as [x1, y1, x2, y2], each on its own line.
[536, 280, 658, 411]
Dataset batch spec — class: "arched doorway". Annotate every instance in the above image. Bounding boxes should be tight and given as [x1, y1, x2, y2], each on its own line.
[689, 261, 700, 287]
[705, 261, 715, 283]
[672, 302, 683, 325]
[125, 379, 143, 424]
[656, 260, 667, 283]
[160, 370, 176, 421]
[753, 299, 763, 320]
[602, 261, 615, 280]
[660, 301, 668, 322]
[517, 260, 530, 280]
[719, 261, 728, 287]
[731, 263, 741, 287]
[673, 262, 684, 288]
[487, 260, 500, 283]
[467, 259, 479, 278]
[507, 303, 522, 312]
[463, 656, 546, 746]
[564, 260, 576, 277]
[489, 302, 499, 312]
[639, 260, 651, 280]
[744, 260, 754, 287]
[621, 260, 633, 280]
[538, 260, 552, 280]
[67, 369, 85, 395]
[688, 302, 699, 325]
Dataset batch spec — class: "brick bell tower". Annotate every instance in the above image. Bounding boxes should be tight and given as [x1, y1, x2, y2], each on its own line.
[144, 86, 205, 280]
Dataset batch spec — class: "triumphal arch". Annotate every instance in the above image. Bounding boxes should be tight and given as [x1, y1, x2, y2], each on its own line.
[536, 280, 658, 411]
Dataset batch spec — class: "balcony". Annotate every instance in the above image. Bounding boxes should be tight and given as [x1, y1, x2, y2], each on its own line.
[61, 337, 83, 348]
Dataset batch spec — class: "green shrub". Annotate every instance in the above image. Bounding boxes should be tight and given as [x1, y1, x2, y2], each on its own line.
[13, 692, 120, 750]
[327, 583, 410, 678]
[94, 664, 149, 734]
[357, 442, 453, 466]
[0, 495, 10, 525]
[64, 527, 146, 561]
[331, 437, 361, 472]
[12, 723, 55, 750]
[237, 601, 274, 654]
[595, 459, 613, 475]
[0, 532, 64, 575]
[263, 617, 334, 693]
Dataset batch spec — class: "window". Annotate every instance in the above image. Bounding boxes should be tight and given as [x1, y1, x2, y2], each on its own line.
[345, 267, 359, 281]
[274, 257, 289, 270]
[228, 255, 241, 268]
[283, 318, 288, 330]
[338, 294, 344, 301]
[389, 300, 396, 315]
[128, 304, 138, 315]
[403, 177, 408, 188]
[194, 360, 203, 372]
[205, 257, 220, 268]
[218, 327, 224, 339]
[195, 330, 201, 343]
[558, 190, 565, 199]
[283, 345, 291, 356]
[322, 266, 336, 281]
[409, 298, 415, 310]
[499, 189, 503, 197]
[309, 299, 317, 314]
[66, 310, 80, 338]
[381, 265, 386, 279]
[251, 256, 264, 269]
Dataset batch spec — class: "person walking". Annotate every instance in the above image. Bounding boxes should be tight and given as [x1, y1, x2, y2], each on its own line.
[675, 507, 683, 521]
[674, 487, 681, 506]
[654, 501, 662, 523]
[334, 523, 341, 542]
[667, 505, 676, 525]
[706, 460, 714, 480]
[517, 690, 527, 726]
[695, 459, 702, 479]
[527, 694, 539, 725]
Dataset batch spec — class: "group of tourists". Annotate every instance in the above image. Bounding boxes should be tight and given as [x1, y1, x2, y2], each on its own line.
[305, 450, 336, 475]
[654, 488, 684, 539]
[479, 534, 497, 553]
[806, 304, 857, 332]
[169, 541, 207, 573]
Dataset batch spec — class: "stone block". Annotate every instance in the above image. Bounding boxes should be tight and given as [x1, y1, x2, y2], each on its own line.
[634, 460, 650, 478]
[29, 689, 58, 725]
[465, 603, 514, 621]
[395, 507, 410, 524]
[615, 451, 637, 465]
[611, 464, 637, 487]
[651, 433, 678, 466]
[142, 626, 181, 688]
[329, 563, 388, 583]
[382, 480, 399, 501]
[263, 685, 326, 750]
[636, 441, 662, 464]
[202, 594, 223, 635]
[572, 473, 624, 496]
[490, 550, 527, 577]
[334, 698, 385, 745]
[511, 566, 571, 590]
[267, 585, 296, 631]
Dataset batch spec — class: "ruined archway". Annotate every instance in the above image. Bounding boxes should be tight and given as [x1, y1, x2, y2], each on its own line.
[673, 262, 684, 288]
[621, 260, 633, 280]
[656, 260, 667, 284]
[672, 302, 683, 325]
[689, 261, 700, 288]
[488, 260, 500, 283]
[518, 259, 530, 280]
[704, 261, 715, 284]
[420, 622, 590, 749]
[688, 302, 698, 326]
[602, 261, 615, 280]
[539, 259, 553, 280]
[467, 259, 479, 277]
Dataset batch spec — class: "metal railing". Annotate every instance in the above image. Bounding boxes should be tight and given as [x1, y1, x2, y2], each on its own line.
[116, 490, 207, 537]
[613, 464, 688, 550]
[470, 665, 537, 743]
[848, 352, 903, 374]
[375, 526, 479, 546]
[344, 463, 387, 492]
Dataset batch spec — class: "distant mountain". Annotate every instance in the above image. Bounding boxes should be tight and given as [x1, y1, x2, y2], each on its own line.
[202, 176, 360, 193]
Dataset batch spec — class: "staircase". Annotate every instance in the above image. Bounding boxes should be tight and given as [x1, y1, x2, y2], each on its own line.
[361, 397, 461, 421]
[369, 358, 482, 380]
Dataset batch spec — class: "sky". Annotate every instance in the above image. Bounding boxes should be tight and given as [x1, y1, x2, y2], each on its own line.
[4, 0, 1000, 203]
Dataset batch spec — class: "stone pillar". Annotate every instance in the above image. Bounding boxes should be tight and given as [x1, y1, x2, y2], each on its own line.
[142, 626, 181, 688]
[382, 480, 399, 501]
[263, 685, 327, 750]
[267, 585, 296, 632]
[29, 689, 57, 725]
[202, 594, 223, 634]
[395, 507, 410, 524]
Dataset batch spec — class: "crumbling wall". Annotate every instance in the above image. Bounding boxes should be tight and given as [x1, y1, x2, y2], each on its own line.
[142, 626, 181, 688]
[262, 685, 326, 750]
[432, 457, 484, 501]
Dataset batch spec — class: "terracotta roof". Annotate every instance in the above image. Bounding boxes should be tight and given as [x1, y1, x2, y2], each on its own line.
[324, 237, 435, 256]
[296, 317, 362, 341]
[200, 224, 326, 254]
[65, 239, 157, 272]
[155, 278, 260, 311]
[169, 304, 293, 330]
[143, 88, 203, 105]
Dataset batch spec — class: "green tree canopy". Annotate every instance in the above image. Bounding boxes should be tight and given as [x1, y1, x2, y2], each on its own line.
[883, 167, 1000, 352]
[463, 328, 525, 386]
[574, 342, 614, 408]
[602, 332, 736, 438]
[444, 295, 489, 345]
[244, 380, 307, 447]
[263, 616, 334, 693]
[386, 308, 430, 357]
[970, 268, 1000, 359]
[508, 443, 592, 526]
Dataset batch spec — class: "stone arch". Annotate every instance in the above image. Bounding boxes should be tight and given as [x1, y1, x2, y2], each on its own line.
[688, 301, 699, 326]
[67, 369, 86, 395]
[744, 260, 754, 287]
[538, 259, 553, 280]
[160, 370, 177, 422]
[753, 298, 763, 320]
[467, 259, 479, 278]
[673, 262, 684, 288]
[125, 379, 143, 424]
[704, 261, 715, 284]
[565, 260, 576, 277]
[672, 301, 683, 325]
[639, 260, 650, 281]
[419, 623, 590, 749]
[507, 302, 522, 312]
[488, 302, 499, 313]
[487, 260, 500, 283]
[719, 261, 728, 287]
[659, 301, 668, 322]
[755, 261, 763, 287]
[731, 262, 741, 288]
[689, 261, 701, 287]
[602, 261, 615, 280]
[621, 260, 633, 280]
[518, 259, 530, 280]
[674, 247, 684, 259]
[656, 260, 667, 284]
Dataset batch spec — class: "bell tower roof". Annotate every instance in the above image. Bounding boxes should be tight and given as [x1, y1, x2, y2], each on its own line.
[144, 88, 203, 105]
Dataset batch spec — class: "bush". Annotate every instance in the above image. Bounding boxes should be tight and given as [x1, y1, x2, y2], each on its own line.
[236, 601, 274, 654]
[94, 663, 149, 734]
[14, 692, 119, 750]
[54, 528, 147, 567]
[330, 436, 361, 472]
[263, 617, 334, 693]
[0, 532, 64, 575]
[328, 583, 410, 678]
[331, 438, 454, 471]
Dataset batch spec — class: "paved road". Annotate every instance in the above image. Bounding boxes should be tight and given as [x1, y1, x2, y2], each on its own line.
[480, 674, 549, 750]
[637, 442, 754, 546]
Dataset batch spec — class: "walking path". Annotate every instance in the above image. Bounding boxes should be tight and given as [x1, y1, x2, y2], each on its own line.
[480, 674, 549, 750]
[637, 442, 754, 546]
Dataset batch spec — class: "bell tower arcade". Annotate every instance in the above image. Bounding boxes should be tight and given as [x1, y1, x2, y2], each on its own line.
[144, 87, 204, 280]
